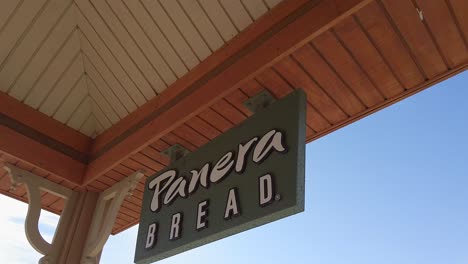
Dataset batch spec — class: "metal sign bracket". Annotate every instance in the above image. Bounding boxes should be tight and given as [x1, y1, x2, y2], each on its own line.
[243, 90, 276, 113]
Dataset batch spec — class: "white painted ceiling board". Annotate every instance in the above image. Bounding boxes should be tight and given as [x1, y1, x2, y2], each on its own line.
[220, 0, 253, 31]
[198, 0, 238, 41]
[76, 12, 147, 107]
[90, 96, 113, 130]
[90, 0, 162, 96]
[160, 0, 212, 61]
[54, 76, 88, 124]
[141, 0, 200, 70]
[4, 7, 77, 99]
[109, 0, 178, 88]
[178, 0, 225, 51]
[80, 33, 138, 113]
[0, 0, 20, 30]
[125, 1, 189, 79]
[67, 95, 93, 130]
[23, 32, 81, 108]
[38, 55, 84, 116]
[83, 55, 129, 119]
[241, 0, 269, 19]
[75, 0, 156, 100]
[79, 115, 96, 137]
[265, 0, 283, 9]
[0, 0, 72, 92]
[87, 74, 120, 125]
[0, 0, 282, 138]
[0, 0, 48, 66]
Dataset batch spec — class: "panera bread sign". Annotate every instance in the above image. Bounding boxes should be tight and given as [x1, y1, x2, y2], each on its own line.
[135, 90, 306, 263]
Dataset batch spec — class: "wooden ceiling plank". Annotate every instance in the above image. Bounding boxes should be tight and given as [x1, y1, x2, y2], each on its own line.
[139, 147, 170, 167]
[355, 2, 424, 89]
[380, 0, 447, 78]
[140, 0, 200, 70]
[76, 13, 147, 108]
[448, 0, 468, 47]
[256, 68, 330, 132]
[242, 0, 269, 20]
[40, 61, 85, 118]
[0, 0, 19, 30]
[414, 0, 468, 68]
[124, 0, 188, 79]
[7, 7, 77, 100]
[274, 56, 348, 124]
[220, 0, 253, 32]
[0, 0, 48, 72]
[49, 197, 65, 212]
[23, 34, 81, 109]
[84, 56, 129, 119]
[131, 153, 165, 172]
[112, 219, 137, 235]
[122, 159, 156, 176]
[121, 201, 141, 216]
[150, 140, 171, 153]
[75, 0, 156, 100]
[198, 108, 233, 133]
[110, 0, 179, 87]
[159, 0, 212, 61]
[54, 77, 89, 124]
[198, 0, 238, 42]
[125, 195, 143, 208]
[185, 116, 222, 141]
[88, 179, 109, 191]
[86, 0, 162, 97]
[210, 99, 248, 126]
[224, 89, 253, 117]
[42, 193, 61, 207]
[116, 207, 136, 222]
[79, 34, 138, 113]
[256, 69, 293, 98]
[0, 0, 72, 95]
[98, 174, 118, 186]
[113, 164, 134, 176]
[104, 170, 125, 182]
[171, 124, 210, 148]
[161, 132, 198, 152]
[320, 29, 386, 106]
[333, 16, 404, 98]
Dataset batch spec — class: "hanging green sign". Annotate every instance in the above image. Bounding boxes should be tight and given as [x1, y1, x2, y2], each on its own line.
[135, 89, 306, 264]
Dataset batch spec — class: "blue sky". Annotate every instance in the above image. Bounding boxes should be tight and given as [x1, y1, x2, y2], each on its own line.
[1, 70, 467, 263]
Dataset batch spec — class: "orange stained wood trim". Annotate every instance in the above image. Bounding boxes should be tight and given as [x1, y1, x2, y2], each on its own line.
[0, 92, 92, 155]
[83, 0, 374, 185]
[0, 125, 86, 185]
[305, 61, 468, 143]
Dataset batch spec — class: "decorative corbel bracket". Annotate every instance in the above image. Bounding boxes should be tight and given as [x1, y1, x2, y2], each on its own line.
[81, 170, 144, 264]
[3, 164, 77, 264]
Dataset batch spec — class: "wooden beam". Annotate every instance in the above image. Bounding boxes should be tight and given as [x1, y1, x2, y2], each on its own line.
[0, 126, 86, 185]
[0, 92, 92, 155]
[84, 0, 373, 185]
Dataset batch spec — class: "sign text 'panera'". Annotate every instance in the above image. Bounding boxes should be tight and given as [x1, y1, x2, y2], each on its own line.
[135, 90, 306, 263]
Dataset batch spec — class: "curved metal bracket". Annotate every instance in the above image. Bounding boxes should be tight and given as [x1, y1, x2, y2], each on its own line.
[3, 164, 76, 261]
[81, 170, 144, 264]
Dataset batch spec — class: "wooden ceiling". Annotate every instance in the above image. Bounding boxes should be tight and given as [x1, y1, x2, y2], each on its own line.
[0, 0, 282, 137]
[1, 0, 467, 234]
